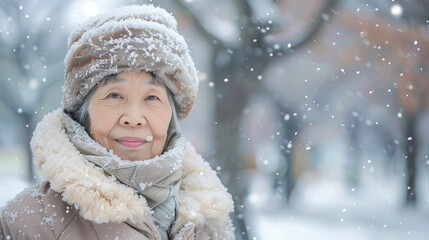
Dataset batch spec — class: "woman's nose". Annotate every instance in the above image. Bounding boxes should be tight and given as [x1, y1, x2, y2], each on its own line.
[119, 106, 147, 127]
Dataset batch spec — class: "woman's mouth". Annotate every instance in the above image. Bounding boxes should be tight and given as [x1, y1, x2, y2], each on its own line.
[116, 137, 145, 148]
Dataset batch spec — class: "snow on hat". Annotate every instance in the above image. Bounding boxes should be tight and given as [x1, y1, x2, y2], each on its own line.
[62, 4, 198, 119]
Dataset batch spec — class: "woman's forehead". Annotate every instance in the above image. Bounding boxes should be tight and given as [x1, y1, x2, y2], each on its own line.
[102, 72, 163, 87]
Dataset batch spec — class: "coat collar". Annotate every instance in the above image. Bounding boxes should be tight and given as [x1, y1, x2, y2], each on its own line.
[30, 108, 234, 229]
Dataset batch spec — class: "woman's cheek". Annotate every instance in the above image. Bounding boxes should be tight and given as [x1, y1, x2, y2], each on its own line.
[151, 124, 169, 156]
[90, 123, 112, 150]
[155, 125, 169, 142]
[151, 131, 166, 155]
[151, 141, 164, 157]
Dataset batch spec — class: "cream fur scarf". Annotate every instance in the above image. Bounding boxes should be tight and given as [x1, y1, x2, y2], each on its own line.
[30, 108, 235, 237]
[62, 112, 183, 208]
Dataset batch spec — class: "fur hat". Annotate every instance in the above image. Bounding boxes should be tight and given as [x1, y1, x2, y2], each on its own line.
[62, 4, 198, 119]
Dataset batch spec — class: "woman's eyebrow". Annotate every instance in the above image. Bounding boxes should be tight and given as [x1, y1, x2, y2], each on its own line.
[102, 75, 125, 85]
[148, 77, 162, 86]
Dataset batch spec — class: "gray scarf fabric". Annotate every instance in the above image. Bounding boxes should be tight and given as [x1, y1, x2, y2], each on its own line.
[62, 113, 184, 239]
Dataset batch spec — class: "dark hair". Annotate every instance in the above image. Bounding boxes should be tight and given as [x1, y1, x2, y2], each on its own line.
[67, 74, 118, 132]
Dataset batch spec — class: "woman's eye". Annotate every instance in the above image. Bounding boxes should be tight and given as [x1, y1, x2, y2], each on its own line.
[146, 95, 159, 101]
[107, 93, 122, 99]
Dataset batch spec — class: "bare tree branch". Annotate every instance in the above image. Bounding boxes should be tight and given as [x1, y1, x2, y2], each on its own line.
[173, 0, 225, 45]
[0, 47, 11, 60]
[265, 0, 339, 56]
[0, 0, 17, 15]
[236, 0, 253, 20]
[0, 4, 10, 19]
[0, 81, 18, 111]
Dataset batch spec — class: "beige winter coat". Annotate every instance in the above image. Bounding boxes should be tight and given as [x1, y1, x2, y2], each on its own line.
[0, 110, 235, 239]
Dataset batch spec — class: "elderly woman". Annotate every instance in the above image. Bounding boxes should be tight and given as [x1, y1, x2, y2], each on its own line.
[0, 5, 234, 240]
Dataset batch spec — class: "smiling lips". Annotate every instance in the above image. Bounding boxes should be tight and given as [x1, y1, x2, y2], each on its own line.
[116, 137, 146, 148]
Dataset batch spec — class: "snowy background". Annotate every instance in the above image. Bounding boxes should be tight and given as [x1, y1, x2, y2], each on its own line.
[1, 0, 429, 239]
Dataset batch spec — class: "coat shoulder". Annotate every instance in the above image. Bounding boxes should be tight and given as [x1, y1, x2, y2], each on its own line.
[175, 142, 236, 239]
[0, 182, 78, 240]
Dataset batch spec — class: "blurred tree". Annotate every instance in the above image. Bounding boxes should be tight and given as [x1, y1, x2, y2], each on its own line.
[318, 1, 429, 205]
[0, 0, 70, 181]
[347, 14, 428, 206]
[174, 0, 338, 238]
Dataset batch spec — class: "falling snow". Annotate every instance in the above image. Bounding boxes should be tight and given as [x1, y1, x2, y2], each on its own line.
[1, 1, 429, 239]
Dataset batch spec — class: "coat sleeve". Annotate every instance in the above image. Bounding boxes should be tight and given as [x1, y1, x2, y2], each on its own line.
[0, 207, 13, 240]
[0, 216, 7, 240]
[0, 185, 57, 240]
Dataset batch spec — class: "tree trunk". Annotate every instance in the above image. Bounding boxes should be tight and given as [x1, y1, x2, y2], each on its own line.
[23, 112, 35, 182]
[274, 103, 299, 202]
[346, 111, 361, 189]
[404, 114, 417, 206]
[212, 54, 260, 239]
[284, 113, 299, 201]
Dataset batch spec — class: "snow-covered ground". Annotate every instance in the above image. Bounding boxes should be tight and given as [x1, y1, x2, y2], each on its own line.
[245, 170, 429, 240]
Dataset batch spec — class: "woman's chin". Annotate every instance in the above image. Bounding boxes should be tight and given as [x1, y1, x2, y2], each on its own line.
[113, 151, 151, 161]
[113, 141, 165, 161]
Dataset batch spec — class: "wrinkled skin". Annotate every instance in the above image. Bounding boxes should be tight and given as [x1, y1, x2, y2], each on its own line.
[88, 71, 172, 161]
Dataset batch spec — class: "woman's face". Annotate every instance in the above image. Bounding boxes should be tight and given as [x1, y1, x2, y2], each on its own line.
[88, 71, 172, 161]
